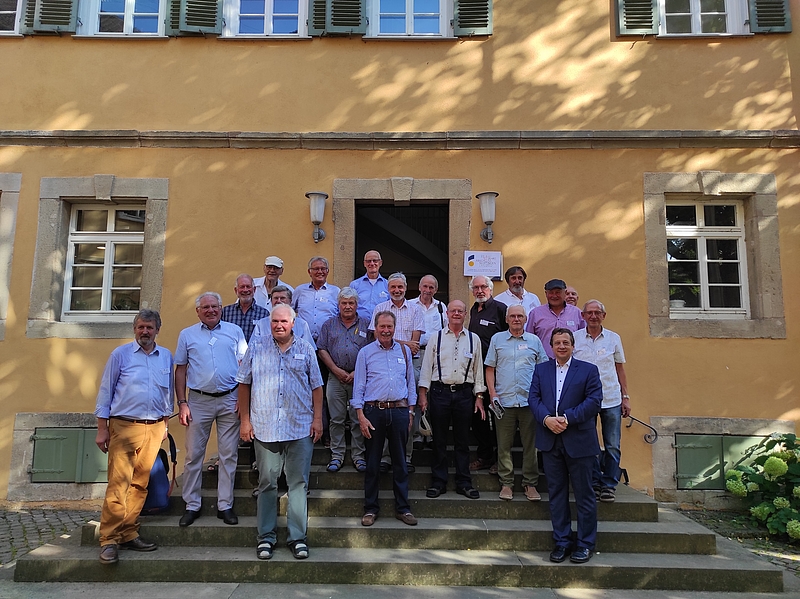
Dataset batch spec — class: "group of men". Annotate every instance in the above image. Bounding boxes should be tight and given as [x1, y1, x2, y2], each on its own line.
[93, 250, 630, 566]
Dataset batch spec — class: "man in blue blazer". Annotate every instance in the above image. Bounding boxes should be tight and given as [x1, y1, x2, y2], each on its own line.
[529, 327, 602, 563]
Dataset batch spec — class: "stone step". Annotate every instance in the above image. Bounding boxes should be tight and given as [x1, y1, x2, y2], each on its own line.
[15, 534, 783, 592]
[83, 509, 714, 554]
[166, 486, 659, 521]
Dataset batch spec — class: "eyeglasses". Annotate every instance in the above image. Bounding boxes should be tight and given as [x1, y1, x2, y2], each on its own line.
[449, 309, 465, 314]
[310, 267, 329, 272]
[364, 259, 381, 264]
[472, 285, 489, 291]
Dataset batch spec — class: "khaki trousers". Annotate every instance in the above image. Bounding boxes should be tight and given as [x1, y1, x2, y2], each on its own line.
[99, 418, 165, 546]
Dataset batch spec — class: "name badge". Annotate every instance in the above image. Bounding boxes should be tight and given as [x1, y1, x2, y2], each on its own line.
[517, 343, 528, 351]
[161, 368, 171, 375]
[359, 331, 367, 338]
[480, 319, 492, 327]
[209, 337, 217, 346]
[380, 291, 388, 297]
[294, 354, 305, 360]
[320, 297, 328, 302]
[567, 321, 575, 326]
[397, 358, 406, 365]
[597, 348, 607, 356]
[464, 352, 473, 359]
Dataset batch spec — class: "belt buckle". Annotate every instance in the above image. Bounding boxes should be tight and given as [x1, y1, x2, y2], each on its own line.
[449, 384, 458, 393]
[377, 401, 387, 410]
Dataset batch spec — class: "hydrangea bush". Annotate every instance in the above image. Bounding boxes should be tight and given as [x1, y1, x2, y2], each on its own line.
[725, 433, 800, 541]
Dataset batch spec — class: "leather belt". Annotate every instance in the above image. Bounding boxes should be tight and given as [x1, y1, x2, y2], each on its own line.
[431, 381, 471, 393]
[111, 416, 161, 425]
[364, 400, 409, 409]
[189, 385, 238, 398]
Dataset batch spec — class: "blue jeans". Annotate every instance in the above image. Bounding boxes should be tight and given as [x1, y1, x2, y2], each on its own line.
[593, 406, 622, 490]
[363, 405, 410, 515]
[254, 436, 313, 545]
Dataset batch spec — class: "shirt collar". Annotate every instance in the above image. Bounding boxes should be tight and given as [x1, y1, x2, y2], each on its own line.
[133, 342, 160, 355]
[556, 357, 572, 369]
[201, 321, 222, 331]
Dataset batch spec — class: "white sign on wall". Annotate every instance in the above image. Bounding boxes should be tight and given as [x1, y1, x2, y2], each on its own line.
[463, 251, 503, 278]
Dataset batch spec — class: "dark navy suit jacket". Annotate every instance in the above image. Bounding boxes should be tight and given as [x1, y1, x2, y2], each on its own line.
[528, 358, 603, 458]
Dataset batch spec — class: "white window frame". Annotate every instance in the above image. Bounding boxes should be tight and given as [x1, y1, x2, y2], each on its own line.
[657, 0, 750, 36]
[0, 0, 21, 34]
[223, 0, 307, 36]
[366, 0, 453, 38]
[666, 199, 749, 320]
[77, 0, 166, 36]
[62, 204, 145, 323]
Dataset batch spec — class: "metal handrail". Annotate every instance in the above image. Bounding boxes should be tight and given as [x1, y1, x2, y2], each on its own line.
[625, 415, 658, 444]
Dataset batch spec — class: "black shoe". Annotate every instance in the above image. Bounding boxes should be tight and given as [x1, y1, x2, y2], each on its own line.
[179, 510, 201, 527]
[406, 461, 416, 473]
[456, 486, 480, 499]
[549, 546, 571, 563]
[99, 544, 118, 564]
[217, 508, 238, 525]
[120, 536, 157, 551]
[379, 462, 390, 473]
[570, 547, 593, 563]
[426, 486, 446, 498]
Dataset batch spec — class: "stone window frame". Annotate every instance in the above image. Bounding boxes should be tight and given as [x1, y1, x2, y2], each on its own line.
[27, 175, 168, 339]
[644, 171, 785, 339]
[0, 173, 22, 341]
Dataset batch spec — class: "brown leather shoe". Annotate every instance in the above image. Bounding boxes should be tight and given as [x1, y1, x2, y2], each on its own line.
[395, 512, 418, 526]
[499, 486, 513, 501]
[99, 544, 119, 564]
[120, 536, 158, 551]
[469, 458, 491, 471]
[361, 512, 377, 526]
[523, 485, 541, 502]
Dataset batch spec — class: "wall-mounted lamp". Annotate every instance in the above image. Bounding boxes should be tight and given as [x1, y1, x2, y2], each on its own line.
[305, 191, 329, 243]
[476, 191, 498, 243]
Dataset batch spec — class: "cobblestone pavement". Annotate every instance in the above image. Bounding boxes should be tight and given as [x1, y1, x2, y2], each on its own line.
[681, 508, 800, 577]
[0, 509, 99, 565]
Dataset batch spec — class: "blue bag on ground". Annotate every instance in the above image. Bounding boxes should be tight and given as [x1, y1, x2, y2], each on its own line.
[141, 432, 177, 515]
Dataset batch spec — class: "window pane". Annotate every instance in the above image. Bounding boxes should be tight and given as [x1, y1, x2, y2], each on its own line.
[111, 290, 140, 311]
[273, 15, 298, 33]
[135, 0, 159, 12]
[707, 262, 740, 284]
[133, 15, 158, 32]
[709, 286, 741, 308]
[100, 0, 124, 12]
[703, 205, 736, 227]
[666, 205, 696, 226]
[700, 0, 725, 11]
[76, 210, 109, 232]
[667, 238, 697, 261]
[70, 289, 102, 311]
[239, 16, 264, 33]
[113, 266, 142, 287]
[414, 0, 438, 11]
[668, 262, 699, 285]
[99, 14, 124, 31]
[273, 0, 296, 12]
[72, 266, 104, 287]
[0, 14, 14, 30]
[414, 15, 438, 33]
[381, 0, 405, 12]
[0, 0, 17, 11]
[114, 210, 146, 231]
[240, 0, 264, 13]
[74, 244, 106, 265]
[669, 285, 701, 307]
[114, 244, 143, 265]
[706, 238, 738, 260]
[665, 0, 690, 11]
[666, 15, 692, 33]
[701, 14, 726, 33]
[380, 15, 405, 33]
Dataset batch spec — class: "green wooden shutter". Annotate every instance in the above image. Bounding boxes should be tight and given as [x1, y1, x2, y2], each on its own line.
[165, 0, 184, 35]
[615, 0, 657, 35]
[30, 428, 82, 482]
[179, 0, 222, 34]
[326, 0, 365, 35]
[674, 434, 724, 490]
[33, 0, 77, 32]
[307, 0, 326, 36]
[20, 0, 36, 33]
[749, 0, 792, 33]
[77, 430, 109, 483]
[453, 0, 492, 36]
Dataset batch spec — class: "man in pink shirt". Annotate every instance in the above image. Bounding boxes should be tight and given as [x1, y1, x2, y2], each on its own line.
[526, 279, 585, 359]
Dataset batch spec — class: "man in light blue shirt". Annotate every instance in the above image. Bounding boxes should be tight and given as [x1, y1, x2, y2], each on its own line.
[94, 309, 173, 565]
[349, 249, 389, 321]
[175, 292, 247, 528]
[353, 311, 418, 528]
[292, 256, 340, 341]
[485, 305, 548, 502]
[237, 304, 323, 561]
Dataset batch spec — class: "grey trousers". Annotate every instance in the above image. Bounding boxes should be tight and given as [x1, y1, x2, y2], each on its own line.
[327, 376, 365, 463]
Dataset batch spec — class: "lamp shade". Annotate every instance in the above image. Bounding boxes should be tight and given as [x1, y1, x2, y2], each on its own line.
[476, 191, 498, 225]
[305, 191, 328, 225]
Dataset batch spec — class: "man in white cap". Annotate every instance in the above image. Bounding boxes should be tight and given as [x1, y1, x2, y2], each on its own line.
[253, 256, 293, 309]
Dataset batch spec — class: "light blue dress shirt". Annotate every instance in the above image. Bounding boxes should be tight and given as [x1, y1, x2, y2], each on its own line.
[95, 341, 174, 420]
[351, 340, 417, 409]
[175, 321, 247, 393]
[292, 282, 341, 340]
[348, 274, 389, 321]
[485, 331, 548, 408]
[236, 336, 323, 443]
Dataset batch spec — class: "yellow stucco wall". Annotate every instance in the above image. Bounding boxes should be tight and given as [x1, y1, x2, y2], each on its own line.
[0, 0, 798, 132]
[0, 145, 798, 498]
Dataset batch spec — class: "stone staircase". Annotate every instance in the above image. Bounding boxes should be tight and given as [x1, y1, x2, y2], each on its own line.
[15, 441, 785, 591]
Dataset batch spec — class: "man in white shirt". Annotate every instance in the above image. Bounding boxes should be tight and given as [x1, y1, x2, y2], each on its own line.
[253, 255, 294, 309]
[494, 266, 541, 315]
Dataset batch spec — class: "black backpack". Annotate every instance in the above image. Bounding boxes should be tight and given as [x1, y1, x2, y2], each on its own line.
[141, 433, 177, 515]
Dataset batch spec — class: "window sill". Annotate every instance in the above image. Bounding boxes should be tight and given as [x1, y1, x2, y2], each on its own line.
[669, 310, 748, 320]
[27, 319, 133, 339]
[655, 33, 753, 39]
[650, 315, 785, 339]
[72, 34, 169, 40]
[219, 34, 312, 40]
[362, 35, 456, 41]
[0, 33, 24, 38]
